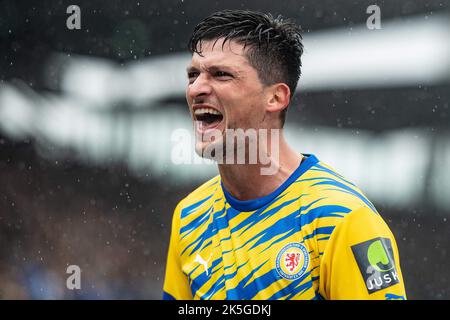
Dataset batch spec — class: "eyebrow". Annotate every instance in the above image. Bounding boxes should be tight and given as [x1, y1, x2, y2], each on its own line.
[186, 64, 240, 74]
[186, 66, 198, 73]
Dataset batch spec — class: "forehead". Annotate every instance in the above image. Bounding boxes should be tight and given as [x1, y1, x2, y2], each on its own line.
[189, 38, 252, 69]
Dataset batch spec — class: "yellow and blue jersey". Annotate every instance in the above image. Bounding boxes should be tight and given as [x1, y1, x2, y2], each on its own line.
[163, 154, 406, 300]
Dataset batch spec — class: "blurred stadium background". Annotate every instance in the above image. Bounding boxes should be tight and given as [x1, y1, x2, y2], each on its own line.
[0, 0, 449, 299]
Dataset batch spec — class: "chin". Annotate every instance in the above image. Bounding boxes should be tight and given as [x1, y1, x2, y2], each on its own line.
[195, 139, 226, 162]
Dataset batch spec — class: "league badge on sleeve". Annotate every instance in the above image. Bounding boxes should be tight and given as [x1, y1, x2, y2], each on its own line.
[276, 242, 310, 280]
[351, 237, 400, 294]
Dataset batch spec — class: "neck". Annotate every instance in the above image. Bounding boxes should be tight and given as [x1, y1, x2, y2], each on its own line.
[218, 131, 303, 201]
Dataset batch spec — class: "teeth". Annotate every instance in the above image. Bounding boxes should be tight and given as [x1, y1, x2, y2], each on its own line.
[194, 108, 222, 116]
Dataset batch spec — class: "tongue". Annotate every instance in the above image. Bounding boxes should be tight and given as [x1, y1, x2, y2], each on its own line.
[198, 119, 220, 131]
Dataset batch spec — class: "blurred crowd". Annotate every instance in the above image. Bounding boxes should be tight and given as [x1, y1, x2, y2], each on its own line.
[0, 137, 186, 299]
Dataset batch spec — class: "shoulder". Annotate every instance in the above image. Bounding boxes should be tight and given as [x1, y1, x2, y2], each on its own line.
[170, 175, 222, 256]
[295, 157, 382, 246]
[300, 157, 379, 216]
[173, 174, 221, 220]
[297, 156, 397, 251]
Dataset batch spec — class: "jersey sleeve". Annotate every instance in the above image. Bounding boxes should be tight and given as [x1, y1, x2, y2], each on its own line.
[318, 206, 407, 300]
[162, 200, 193, 300]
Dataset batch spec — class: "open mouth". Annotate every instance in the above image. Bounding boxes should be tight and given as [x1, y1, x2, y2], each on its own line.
[194, 107, 224, 131]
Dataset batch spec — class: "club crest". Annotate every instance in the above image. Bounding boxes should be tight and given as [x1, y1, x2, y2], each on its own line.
[276, 242, 310, 280]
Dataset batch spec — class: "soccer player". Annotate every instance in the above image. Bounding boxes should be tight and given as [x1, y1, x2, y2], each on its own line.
[163, 9, 406, 300]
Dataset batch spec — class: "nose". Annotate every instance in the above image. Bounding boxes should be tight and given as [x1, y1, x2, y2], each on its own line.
[187, 73, 212, 101]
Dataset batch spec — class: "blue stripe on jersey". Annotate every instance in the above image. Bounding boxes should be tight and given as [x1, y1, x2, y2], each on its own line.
[246, 264, 316, 300]
[246, 269, 283, 299]
[222, 262, 251, 297]
[266, 270, 314, 300]
[180, 206, 213, 237]
[223, 263, 235, 271]
[181, 195, 213, 219]
[286, 280, 314, 300]
[225, 261, 268, 299]
[190, 256, 224, 297]
[162, 291, 176, 300]
[300, 204, 351, 226]
[181, 207, 225, 256]
[310, 163, 357, 187]
[312, 179, 377, 214]
[188, 264, 200, 278]
[314, 291, 326, 300]
[231, 195, 298, 235]
[213, 205, 241, 232]
[200, 275, 226, 299]
[240, 204, 349, 252]
[303, 226, 335, 240]
[201, 240, 212, 250]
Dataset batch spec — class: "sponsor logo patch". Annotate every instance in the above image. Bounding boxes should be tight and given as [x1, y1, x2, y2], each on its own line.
[351, 237, 400, 294]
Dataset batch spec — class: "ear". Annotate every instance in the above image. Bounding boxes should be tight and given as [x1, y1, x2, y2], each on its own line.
[265, 83, 291, 114]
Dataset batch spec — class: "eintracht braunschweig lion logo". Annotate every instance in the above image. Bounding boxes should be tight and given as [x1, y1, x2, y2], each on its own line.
[276, 242, 310, 280]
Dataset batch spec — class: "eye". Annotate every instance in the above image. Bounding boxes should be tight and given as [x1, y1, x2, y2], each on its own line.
[215, 71, 232, 78]
[187, 71, 199, 83]
[188, 71, 199, 78]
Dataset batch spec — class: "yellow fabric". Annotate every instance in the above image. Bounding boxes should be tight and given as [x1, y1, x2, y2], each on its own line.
[318, 206, 406, 299]
[163, 200, 193, 299]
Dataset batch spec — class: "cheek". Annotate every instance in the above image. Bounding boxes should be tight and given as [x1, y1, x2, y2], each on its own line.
[221, 85, 265, 123]
[228, 105, 263, 129]
[185, 88, 192, 106]
[243, 97, 266, 122]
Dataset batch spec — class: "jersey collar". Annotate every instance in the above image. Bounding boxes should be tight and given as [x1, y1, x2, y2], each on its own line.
[221, 154, 319, 212]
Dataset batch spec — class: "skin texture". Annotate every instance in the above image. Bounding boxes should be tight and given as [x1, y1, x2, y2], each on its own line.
[186, 38, 303, 201]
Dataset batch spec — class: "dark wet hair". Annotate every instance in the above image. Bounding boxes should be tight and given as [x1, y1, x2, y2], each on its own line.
[188, 9, 304, 127]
